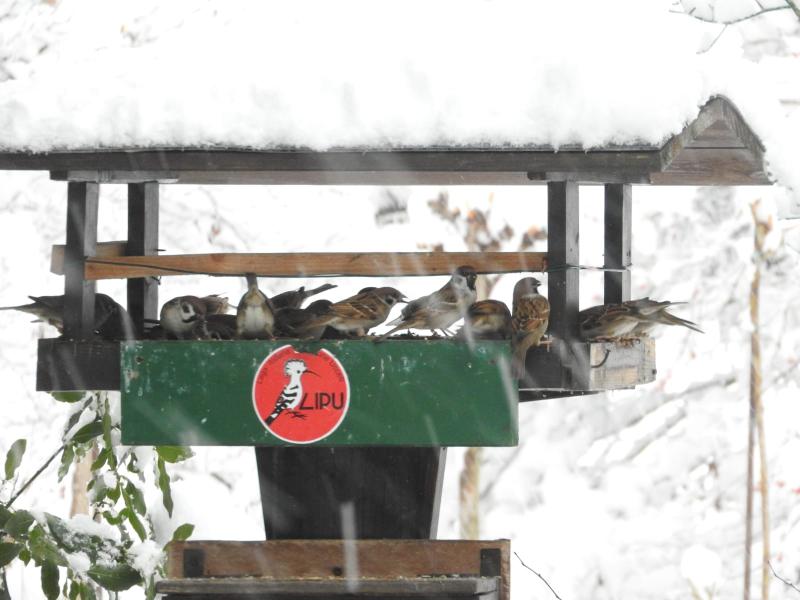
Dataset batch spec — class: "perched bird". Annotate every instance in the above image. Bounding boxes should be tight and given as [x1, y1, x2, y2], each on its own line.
[458, 300, 513, 340]
[270, 283, 337, 311]
[160, 295, 229, 340]
[578, 303, 640, 340]
[265, 359, 314, 425]
[305, 287, 406, 337]
[236, 273, 275, 339]
[512, 277, 550, 378]
[191, 313, 238, 340]
[274, 299, 333, 338]
[378, 266, 478, 339]
[0, 293, 135, 341]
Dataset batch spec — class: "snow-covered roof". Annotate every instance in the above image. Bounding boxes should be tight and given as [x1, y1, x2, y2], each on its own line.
[0, 0, 795, 191]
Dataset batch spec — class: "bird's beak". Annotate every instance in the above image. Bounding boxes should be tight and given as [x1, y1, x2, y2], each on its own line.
[399, 295, 409, 303]
[306, 369, 320, 377]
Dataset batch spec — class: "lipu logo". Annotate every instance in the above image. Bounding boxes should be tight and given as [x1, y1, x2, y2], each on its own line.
[252, 345, 350, 444]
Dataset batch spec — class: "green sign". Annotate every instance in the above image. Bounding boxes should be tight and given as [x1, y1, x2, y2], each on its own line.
[121, 339, 518, 447]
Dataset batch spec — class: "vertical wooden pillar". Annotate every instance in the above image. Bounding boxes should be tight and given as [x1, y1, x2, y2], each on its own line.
[546, 181, 580, 341]
[603, 184, 631, 304]
[255, 447, 446, 540]
[127, 183, 160, 337]
[63, 182, 99, 340]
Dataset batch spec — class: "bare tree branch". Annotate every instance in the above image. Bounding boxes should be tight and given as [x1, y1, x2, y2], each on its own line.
[680, 4, 794, 25]
[514, 552, 564, 600]
[768, 562, 800, 594]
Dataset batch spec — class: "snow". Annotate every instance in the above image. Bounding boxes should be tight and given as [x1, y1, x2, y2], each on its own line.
[129, 540, 164, 578]
[0, 0, 797, 201]
[68, 513, 122, 542]
[66, 551, 92, 576]
[63, 407, 96, 442]
[680, 544, 723, 599]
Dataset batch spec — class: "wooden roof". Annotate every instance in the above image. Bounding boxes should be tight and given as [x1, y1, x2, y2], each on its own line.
[0, 96, 769, 186]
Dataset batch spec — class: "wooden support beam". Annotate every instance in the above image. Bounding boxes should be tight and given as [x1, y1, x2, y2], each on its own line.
[546, 181, 580, 341]
[51, 241, 128, 275]
[126, 183, 159, 337]
[80, 251, 547, 280]
[255, 447, 446, 539]
[63, 182, 99, 339]
[603, 183, 631, 303]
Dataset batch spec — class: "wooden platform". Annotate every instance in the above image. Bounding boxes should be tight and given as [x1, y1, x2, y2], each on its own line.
[162, 540, 509, 600]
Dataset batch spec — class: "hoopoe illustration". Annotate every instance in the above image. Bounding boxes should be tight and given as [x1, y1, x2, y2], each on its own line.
[265, 359, 313, 425]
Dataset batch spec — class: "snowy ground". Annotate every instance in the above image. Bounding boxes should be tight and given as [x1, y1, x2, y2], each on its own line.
[1, 1, 799, 599]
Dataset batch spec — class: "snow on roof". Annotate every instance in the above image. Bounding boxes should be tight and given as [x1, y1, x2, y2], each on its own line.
[0, 0, 796, 195]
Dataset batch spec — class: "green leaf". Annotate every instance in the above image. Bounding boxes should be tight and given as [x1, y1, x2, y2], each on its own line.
[41, 560, 60, 600]
[88, 564, 142, 592]
[5, 509, 35, 537]
[71, 420, 104, 445]
[4, 438, 27, 480]
[50, 391, 86, 404]
[80, 581, 98, 600]
[171, 523, 194, 542]
[120, 507, 146, 541]
[124, 481, 147, 516]
[68, 580, 80, 600]
[28, 526, 67, 567]
[18, 547, 31, 565]
[90, 448, 108, 471]
[0, 504, 11, 528]
[155, 446, 194, 464]
[156, 457, 173, 517]
[57, 445, 75, 482]
[0, 542, 23, 567]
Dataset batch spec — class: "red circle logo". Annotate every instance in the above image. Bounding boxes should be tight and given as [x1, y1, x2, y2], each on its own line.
[252, 345, 350, 444]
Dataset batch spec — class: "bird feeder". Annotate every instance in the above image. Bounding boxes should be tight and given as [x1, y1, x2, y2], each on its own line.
[0, 95, 770, 598]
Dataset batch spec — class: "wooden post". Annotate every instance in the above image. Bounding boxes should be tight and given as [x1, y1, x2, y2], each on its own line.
[546, 181, 580, 341]
[255, 447, 446, 540]
[63, 182, 99, 339]
[603, 184, 631, 304]
[127, 182, 160, 337]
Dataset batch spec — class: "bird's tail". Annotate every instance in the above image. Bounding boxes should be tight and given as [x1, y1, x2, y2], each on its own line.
[245, 273, 259, 290]
[265, 399, 291, 425]
[635, 300, 687, 316]
[304, 283, 337, 299]
[657, 310, 704, 333]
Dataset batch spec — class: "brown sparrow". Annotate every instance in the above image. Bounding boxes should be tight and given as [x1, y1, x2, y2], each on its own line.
[458, 300, 512, 340]
[627, 298, 703, 336]
[512, 277, 550, 378]
[0, 293, 135, 341]
[270, 283, 337, 311]
[578, 303, 639, 340]
[378, 266, 477, 339]
[191, 313, 238, 340]
[306, 287, 406, 337]
[274, 299, 333, 338]
[236, 273, 275, 339]
[160, 294, 229, 340]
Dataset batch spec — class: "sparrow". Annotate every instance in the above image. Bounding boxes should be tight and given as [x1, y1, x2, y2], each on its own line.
[512, 277, 550, 378]
[191, 313, 238, 340]
[578, 302, 640, 340]
[626, 298, 704, 336]
[457, 300, 512, 340]
[0, 293, 135, 341]
[274, 299, 333, 338]
[378, 266, 478, 339]
[305, 287, 407, 337]
[236, 273, 275, 339]
[270, 283, 337, 311]
[159, 294, 229, 340]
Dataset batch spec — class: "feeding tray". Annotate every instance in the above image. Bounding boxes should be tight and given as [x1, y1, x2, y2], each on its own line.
[120, 339, 518, 447]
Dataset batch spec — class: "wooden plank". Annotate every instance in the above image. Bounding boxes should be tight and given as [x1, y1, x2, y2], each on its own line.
[165, 539, 509, 600]
[255, 447, 446, 539]
[156, 577, 499, 597]
[651, 148, 769, 185]
[84, 251, 546, 280]
[51, 241, 128, 275]
[36, 339, 120, 392]
[120, 340, 518, 447]
[603, 184, 631, 304]
[126, 182, 159, 337]
[63, 182, 99, 339]
[587, 338, 656, 389]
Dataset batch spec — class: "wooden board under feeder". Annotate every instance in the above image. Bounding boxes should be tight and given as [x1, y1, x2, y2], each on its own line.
[120, 339, 518, 447]
[162, 539, 509, 600]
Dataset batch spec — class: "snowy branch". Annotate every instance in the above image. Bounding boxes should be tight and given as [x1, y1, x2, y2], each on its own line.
[678, 3, 796, 25]
[768, 562, 800, 594]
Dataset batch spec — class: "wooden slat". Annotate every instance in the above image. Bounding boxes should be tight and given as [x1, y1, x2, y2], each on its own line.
[156, 577, 498, 597]
[63, 182, 98, 339]
[51, 241, 128, 275]
[83, 252, 546, 280]
[166, 540, 510, 600]
[126, 183, 159, 337]
[36, 339, 120, 392]
[604, 184, 631, 303]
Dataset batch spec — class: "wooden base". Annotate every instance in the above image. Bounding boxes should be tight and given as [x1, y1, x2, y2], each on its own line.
[163, 540, 509, 600]
[36, 338, 120, 392]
